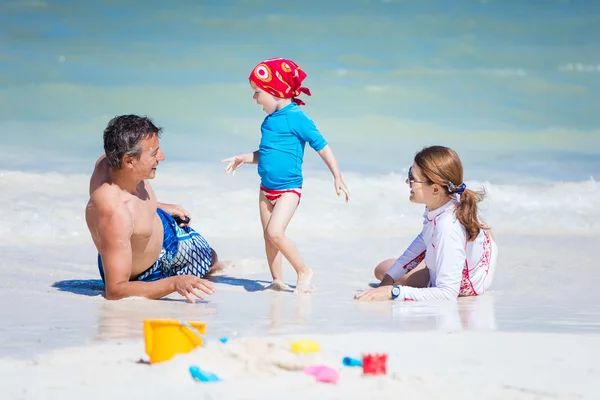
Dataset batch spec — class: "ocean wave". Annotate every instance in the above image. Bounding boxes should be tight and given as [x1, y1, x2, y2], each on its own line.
[558, 63, 600, 73]
[391, 67, 528, 77]
[0, 167, 598, 246]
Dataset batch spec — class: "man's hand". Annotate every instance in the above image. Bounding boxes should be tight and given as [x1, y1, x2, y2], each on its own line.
[173, 275, 215, 303]
[159, 203, 191, 227]
[334, 176, 350, 202]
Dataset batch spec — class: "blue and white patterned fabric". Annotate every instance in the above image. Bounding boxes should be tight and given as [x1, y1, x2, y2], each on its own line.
[97, 208, 213, 282]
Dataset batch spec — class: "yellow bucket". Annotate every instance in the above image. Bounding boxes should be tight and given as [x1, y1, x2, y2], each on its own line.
[143, 319, 206, 364]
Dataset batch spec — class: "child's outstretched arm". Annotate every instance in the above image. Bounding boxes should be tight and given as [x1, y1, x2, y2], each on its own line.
[221, 151, 258, 177]
[317, 145, 350, 202]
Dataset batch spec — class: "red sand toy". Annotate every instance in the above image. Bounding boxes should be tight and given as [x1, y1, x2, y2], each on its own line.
[362, 353, 387, 375]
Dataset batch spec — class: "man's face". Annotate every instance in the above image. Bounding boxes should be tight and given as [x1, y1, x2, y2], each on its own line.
[132, 134, 165, 180]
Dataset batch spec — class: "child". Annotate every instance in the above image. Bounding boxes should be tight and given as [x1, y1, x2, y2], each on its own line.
[222, 57, 350, 294]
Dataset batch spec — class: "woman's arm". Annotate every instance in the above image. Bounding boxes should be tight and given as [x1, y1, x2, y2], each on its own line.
[383, 233, 427, 284]
[395, 223, 466, 301]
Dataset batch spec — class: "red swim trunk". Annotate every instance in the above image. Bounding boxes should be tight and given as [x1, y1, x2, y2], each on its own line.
[260, 185, 302, 206]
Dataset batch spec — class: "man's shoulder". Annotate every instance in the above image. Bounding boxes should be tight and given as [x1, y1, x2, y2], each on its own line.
[88, 184, 129, 219]
[89, 182, 119, 203]
[87, 186, 135, 240]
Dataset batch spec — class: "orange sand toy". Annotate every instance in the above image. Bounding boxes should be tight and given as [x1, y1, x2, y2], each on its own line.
[143, 319, 206, 364]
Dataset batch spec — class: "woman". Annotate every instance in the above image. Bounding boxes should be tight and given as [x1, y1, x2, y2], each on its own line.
[355, 146, 498, 302]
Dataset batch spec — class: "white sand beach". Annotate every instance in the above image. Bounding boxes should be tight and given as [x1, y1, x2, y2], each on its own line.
[2, 330, 600, 399]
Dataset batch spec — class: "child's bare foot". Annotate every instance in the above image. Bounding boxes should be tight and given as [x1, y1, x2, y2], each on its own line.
[294, 268, 313, 294]
[266, 280, 293, 292]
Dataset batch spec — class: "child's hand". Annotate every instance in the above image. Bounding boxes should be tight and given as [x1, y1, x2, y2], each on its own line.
[334, 177, 350, 202]
[221, 156, 245, 177]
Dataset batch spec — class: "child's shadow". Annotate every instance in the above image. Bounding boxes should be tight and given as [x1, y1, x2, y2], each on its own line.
[52, 279, 105, 297]
[207, 275, 282, 293]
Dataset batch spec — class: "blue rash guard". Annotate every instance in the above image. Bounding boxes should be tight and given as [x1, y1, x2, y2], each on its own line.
[257, 103, 328, 190]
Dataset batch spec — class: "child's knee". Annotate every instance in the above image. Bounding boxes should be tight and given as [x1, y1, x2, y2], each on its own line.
[265, 228, 285, 245]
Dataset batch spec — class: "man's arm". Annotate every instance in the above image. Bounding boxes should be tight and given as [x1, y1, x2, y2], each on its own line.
[156, 202, 190, 225]
[146, 177, 190, 226]
[89, 155, 108, 196]
[91, 196, 179, 300]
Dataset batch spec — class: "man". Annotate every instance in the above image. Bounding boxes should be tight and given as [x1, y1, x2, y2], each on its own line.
[86, 114, 224, 302]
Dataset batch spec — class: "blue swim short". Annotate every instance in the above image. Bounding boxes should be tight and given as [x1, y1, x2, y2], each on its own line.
[97, 208, 213, 282]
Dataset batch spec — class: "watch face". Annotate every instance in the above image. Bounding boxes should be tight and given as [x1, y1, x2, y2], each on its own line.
[392, 287, 400, 297]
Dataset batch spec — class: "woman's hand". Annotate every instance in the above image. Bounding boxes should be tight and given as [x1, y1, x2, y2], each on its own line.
[354, 285, 394, 302]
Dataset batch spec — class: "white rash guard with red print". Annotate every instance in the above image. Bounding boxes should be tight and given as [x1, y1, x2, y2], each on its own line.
[386, 199, 498, 301]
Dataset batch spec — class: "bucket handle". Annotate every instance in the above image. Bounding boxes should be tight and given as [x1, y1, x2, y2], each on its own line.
[180, 320, 206, 347]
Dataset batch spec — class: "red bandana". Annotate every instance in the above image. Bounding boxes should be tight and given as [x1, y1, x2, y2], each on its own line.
[249, 58, 311, 106]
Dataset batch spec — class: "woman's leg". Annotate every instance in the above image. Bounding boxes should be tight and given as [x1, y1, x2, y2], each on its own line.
[374, 259, 430, 288]
[396, 263, 430, 288]
[374, 258, 395, 281]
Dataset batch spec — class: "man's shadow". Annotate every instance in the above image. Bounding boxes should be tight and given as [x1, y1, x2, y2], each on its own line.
[206, 275, 278, 293]
[52, 279, 105, 297]
[51, 279, 209, 303]
[52, 275, 289, 296]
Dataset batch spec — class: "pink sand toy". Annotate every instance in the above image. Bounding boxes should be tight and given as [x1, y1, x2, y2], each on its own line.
[303, 365, 340, 384]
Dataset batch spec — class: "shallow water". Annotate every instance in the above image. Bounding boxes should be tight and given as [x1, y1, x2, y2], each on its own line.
[2, 231, 599, 360]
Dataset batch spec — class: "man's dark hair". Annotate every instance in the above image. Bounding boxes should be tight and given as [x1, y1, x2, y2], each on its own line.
[103, 115, 162, 170]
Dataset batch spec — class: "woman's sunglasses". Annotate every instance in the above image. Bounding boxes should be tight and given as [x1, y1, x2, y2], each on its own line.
[406, 167, 431, 188]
